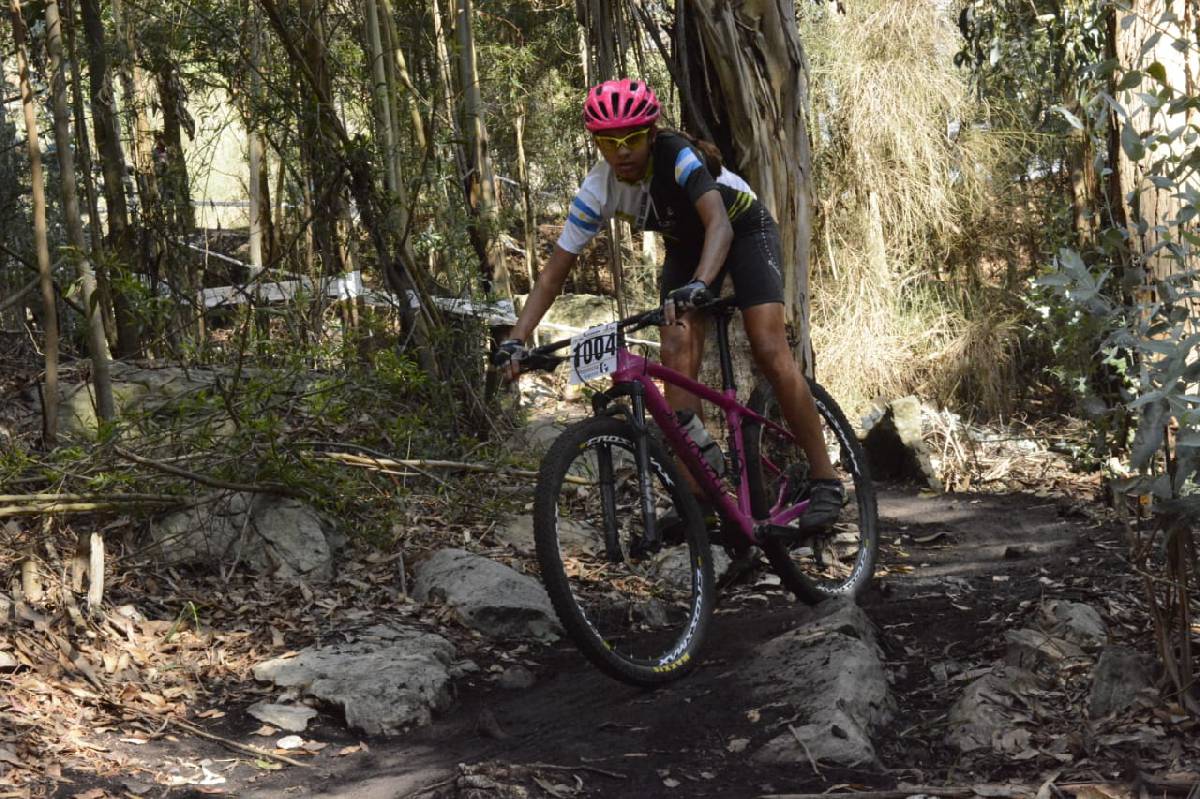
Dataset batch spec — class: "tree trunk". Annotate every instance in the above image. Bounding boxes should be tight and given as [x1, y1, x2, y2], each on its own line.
[80, 0, 140, 356]
[514, 108, 538, 297]
[63, 0, 114, 347]
[1107, 0, 1198, 288]
[45, 0, 115, 422]
[10, 0, 60, 444]
[455, 0, 507, 298]
[378, 0, 426, 152]
[365, 0, 399, 196]
[676, 0, 816, 372]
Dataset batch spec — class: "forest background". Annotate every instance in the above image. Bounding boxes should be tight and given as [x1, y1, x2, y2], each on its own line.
[0, 0, 1198, 753]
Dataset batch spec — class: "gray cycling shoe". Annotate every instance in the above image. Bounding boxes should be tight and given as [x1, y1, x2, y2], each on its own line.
[798, 479, 846, 531]
[762, 479, 846, 543]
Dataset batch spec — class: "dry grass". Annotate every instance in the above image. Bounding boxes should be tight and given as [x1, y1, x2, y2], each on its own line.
[802, 0, 1025, 419]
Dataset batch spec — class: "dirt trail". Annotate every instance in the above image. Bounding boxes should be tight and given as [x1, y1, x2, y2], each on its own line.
[208, 485, 1126, 799]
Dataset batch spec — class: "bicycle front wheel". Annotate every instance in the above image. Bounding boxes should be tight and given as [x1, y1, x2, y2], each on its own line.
[743, 380, 878, 604]
[533, 416, 715, 686]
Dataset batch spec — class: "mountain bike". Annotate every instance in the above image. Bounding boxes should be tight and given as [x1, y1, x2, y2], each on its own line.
[507, 297, 877, 686]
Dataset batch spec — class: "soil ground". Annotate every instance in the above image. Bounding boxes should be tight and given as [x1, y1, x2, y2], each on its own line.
[42, 482, 1183, 799]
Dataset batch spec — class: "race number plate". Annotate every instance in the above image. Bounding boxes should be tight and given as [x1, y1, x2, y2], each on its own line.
[568, 322, 618, 384]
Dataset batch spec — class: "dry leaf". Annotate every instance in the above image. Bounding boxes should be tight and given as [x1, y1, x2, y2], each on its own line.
[71, 790, 107, 799]
[0, 747, 24, 768]
[253, 759, 283, 771]
[726, 738, 749, 753]
[275, 735, 304, 750]
[301, 741, 328, 752]
[662, 778, 680, 788]
[195, 708, 225, 719]
[335, 744, 362, 756]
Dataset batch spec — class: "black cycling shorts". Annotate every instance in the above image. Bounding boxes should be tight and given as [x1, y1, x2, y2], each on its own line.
[659, 203, 784, 310]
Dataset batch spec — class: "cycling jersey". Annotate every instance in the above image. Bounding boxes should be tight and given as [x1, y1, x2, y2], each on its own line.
[557, 131, 761, 254]
[558, 130, 784, 310]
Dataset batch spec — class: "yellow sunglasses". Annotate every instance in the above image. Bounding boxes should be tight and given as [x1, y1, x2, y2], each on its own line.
[593, 128, 651, 154]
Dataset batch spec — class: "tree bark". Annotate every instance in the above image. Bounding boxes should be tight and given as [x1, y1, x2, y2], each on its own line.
[676, 0, 816, 371]
[1107, 0, 1198, 288]
[45, 0, 115, 421]
[455, 0, 507, 298]
[80, 0, 140, 356]
[10, 0, 60, 444]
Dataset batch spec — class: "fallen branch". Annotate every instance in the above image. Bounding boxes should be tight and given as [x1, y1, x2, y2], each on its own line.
[787, 724, 823, 779]
[526, 761, 626, 780]
[114, 446, 305, 498]
[0, 493, 182, 503]
[0, 500, 185, 518]
[102, 701, 312, 769]
[318, 451, 592, 485]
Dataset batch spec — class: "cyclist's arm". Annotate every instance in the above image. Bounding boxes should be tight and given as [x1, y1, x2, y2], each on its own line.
[507, 244, 578, 343]
[692, 190, 733, 286]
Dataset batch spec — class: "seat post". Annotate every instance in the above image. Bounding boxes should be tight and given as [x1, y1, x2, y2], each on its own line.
[713, 306, 737, 393]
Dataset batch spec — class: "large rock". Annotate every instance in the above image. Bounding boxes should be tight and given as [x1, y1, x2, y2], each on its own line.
[1004, 628, 1087, 673]
[1088, 646, 1155, 719]
[58, 363, 214, 438]
[946, 666, 1042, 753]
[413, 549, 561, 642]
[253, 624, 456, 736]
[745, 600, 894, 768]
[861, 396, 943, 491]
[494, 515, 599, 557]
[150, 492, 340, 580]
[1040, 600, 1107, 648]
[653, 545, 732, 589]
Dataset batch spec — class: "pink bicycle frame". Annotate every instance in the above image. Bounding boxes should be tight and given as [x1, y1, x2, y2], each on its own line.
[610, 348, 810, 545]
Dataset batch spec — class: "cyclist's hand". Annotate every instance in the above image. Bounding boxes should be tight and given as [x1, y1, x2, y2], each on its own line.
[664, 280, 711, 325]
[492, 338, 528, 382]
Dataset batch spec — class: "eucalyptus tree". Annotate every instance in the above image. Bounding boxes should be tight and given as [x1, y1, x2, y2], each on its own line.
[9, 0, 60, 443]
[45, 0, 115, 421]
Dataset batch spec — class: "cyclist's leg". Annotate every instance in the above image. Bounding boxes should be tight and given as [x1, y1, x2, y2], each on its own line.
[659, 247, 709, 416]
[659, 247, 712, 501]
[725, 208, 836, 483]
[742, 303, 836, 481]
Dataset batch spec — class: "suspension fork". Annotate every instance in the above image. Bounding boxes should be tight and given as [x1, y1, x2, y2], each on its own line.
[627, 382, 660, 556]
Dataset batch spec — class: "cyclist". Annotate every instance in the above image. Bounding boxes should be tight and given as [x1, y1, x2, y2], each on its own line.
[496, 78, 843, 535]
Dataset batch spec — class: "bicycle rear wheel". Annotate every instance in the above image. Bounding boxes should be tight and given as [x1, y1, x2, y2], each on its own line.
[743, 380, 878, 604]
[533, 416, 715, 686]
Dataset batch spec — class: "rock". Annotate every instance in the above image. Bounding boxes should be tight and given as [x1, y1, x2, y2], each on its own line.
[246, 702, 318, 732]
[861, 396, 943, 492]
[413, 549, 561, 642]
[58, 380, 148, 438]
[253, 624, 456, 736]
[652, 545, 731, 589]
[945, 666, 1041, 752]
[1088, 646, 1155, 718]
[494, 515, 599, 557]
[498, 666, 535, 690]
[150, 492, 339, 580]
[744, 599, 894, 768]
[1040, 600, 1107, 648]
[0, 651, 17, 670]
[1004, 628, 1087, 673]
[504, 416, 568, 458]
[524, 292, 618, 334]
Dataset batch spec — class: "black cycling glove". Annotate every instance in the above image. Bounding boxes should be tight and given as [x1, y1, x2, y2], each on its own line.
[491, 338, 528, 369]
[666, 280, 712, 315]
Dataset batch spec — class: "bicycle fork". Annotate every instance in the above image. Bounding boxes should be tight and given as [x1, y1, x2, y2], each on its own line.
[594, 382, 660, 562]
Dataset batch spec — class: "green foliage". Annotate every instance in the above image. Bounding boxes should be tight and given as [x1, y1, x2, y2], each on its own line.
[1030, 8, 1199, 495]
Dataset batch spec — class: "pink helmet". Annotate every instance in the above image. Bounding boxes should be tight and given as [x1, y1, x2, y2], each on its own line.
[582, 79, 661, 132]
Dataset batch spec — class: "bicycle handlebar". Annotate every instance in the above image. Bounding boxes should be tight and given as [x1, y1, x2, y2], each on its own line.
[511, 295, 738, 376]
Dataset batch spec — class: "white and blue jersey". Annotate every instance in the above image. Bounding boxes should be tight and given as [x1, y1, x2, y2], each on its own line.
[557, 131, 759, 255]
